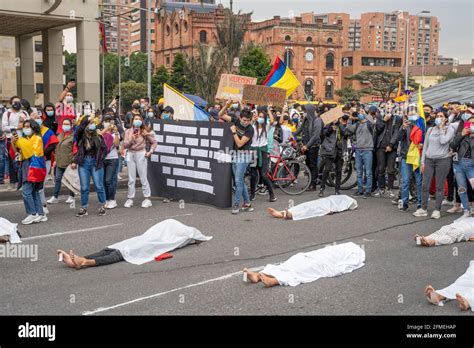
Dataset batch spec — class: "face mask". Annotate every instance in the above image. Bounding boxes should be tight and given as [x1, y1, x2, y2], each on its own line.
[88, 124, 96, 131]
[35, 119, 43, 126]
[292, 118, 299, 124]
[23, 128, 32, 137]
[231, 103, 239, 109]
[46, 110, 54, 117]
[147, 112, 154, 118]
[257, 117, 265, 125]
[84, 108, 92, 116]
[103, 122, 110, 129]
[140, 104, 145, 109]
[462, 113, 471, 121]
[162, 114, 170, 120]
[283, 115, 290, 121]
[12, 102, 21, 111]
[408, 115, 419, 123]
[62, 125, 71, 132]
[470, 125, 474, 133]
[434, 118, 442, 126]
[358, 114, 366, 121]
[133, 120, 142, 128]
[133, 104, 140, 110]
[65, 96, 73, 103]
[448, 115, 454, 123]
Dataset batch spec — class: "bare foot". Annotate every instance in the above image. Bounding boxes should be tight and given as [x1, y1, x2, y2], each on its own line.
[455, 293, 471, 311]
[425, 285, 444, 305]
[243, 268, 260, 283]
[69, 250, 87, 270]
[258, 273, 279, 288]
[267, 207, 284, 219]
[57, 249, 75, 269]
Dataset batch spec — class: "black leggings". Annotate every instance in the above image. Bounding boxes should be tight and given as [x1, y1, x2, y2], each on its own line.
[85, 248, 124, 266]
[320, 155, 343, 192]
[250, 151, 274, 196]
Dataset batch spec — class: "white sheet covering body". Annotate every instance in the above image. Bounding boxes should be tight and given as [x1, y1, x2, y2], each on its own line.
[261, 242, 365, 287]
[449, 217, 474, 240]
[108, 219, 212, 265]
[0, 217, 22, 243]
[436, 260, 474, 312]
[288, 195, 358, 221]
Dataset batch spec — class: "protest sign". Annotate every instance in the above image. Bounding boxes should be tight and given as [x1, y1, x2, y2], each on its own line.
[215, 74, 257, 101]
[320, 107, 345, 125]
[241, 85, 286, 106]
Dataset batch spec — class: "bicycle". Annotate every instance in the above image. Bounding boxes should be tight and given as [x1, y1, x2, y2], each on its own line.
[322, 141, 357, 191]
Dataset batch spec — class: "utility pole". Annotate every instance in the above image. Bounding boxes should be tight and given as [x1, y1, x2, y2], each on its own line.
[147, 0, 152, 101]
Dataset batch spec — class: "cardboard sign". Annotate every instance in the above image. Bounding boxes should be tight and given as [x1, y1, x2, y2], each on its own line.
[241, 85, 286, 107]
[215, 74, 257, 101]
[320, 107, 345, 125]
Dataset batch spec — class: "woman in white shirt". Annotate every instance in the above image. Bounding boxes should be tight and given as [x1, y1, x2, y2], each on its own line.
[249, 106, 276, 202]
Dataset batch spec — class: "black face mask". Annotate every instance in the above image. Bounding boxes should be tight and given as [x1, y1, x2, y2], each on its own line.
[342, 114, 350, 121]
[283, 115, 290, 121]
[12, 102, 21, 111]
[132, 104, 140, 110]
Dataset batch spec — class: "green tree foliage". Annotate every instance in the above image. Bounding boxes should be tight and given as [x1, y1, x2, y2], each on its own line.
[122, 51, 151, 84]
[335, 85, 371, 104]
[63, 50, 77, 95]
[112, 80, 147, 111]
[239, 45, 272, 84]
[152, 65, 170, 101]
[168, 53, 193, 93]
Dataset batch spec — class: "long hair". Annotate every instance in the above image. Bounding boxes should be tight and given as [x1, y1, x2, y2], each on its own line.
[255, 106, 268, 140]
[23, 120, 41, 135]
[132, 114, 147, 133]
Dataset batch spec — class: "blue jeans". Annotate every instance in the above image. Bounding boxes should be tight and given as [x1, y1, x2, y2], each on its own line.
[453, 158, 474, 211]
[232, 153, 251, 206]
[53, 166, 75, 198]
[355, 150, 373, 194]
[78, 157, 106, 208]
[103, 158, 119, 201]
[22, 182, 44, 215]
[401, 159, 422, 207]
[0, 140, 5, 182]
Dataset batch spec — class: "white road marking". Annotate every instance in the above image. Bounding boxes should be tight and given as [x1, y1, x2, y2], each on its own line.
[22, 223, 124, 241]
[0, 201, 23, 207]
[148, 213, 193, 220]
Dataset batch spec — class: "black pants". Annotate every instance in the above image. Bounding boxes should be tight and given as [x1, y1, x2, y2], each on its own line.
[85, 248, 124, 266]
[250, 151, 274, 196]
[447, 166, 455, 202]
[375, 149, 397, 190]
[320, 154, 343, 192]
[305, 146, 319, 187]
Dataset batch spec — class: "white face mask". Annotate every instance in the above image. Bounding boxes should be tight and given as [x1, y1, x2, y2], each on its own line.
[103, 122, 110, 129]
[448, 115, 454, 123]
[65, 96, 73, 103]
[84, 108, 92, 116]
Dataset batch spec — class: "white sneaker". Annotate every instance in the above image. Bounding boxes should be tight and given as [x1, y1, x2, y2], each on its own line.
[117, 174, 122, 180]
[431, 210, 441, 219]
[105, 200, 110, 209]
[447, 205, 463, 214]
[124, 199, 134, 208]
[442, 199, 454, 206]
[42, 205, 49, 215]
[107, 200, 117, 209]
[463, 210, 470, 217]
[65, 196, 75, 204]
[34, 215, 48, 223]
[141, 199, 152, 208]
[413, 208, 428, 217]
[22, 214, 38, 225]
[47, 196, 59, 204]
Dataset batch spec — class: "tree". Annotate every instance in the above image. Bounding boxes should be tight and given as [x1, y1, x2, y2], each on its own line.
[239, 45, 272, 84]
[344, 71, 419, 101]
[441, 70, 472, 82]
[101, 53, 120, 104]
[152, 65, 170, 101]
[64, 50, 76, 94]
[188, 43, 225, 103]
[335, 85, 371, 104]
[216, 9, 251, 73]
[112, 80, 147, 111]
[168, 53, 193, 93]
[122, 51, 151, 84]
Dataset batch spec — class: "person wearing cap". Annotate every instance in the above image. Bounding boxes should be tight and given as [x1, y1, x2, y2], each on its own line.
[449, 109, 474, 217]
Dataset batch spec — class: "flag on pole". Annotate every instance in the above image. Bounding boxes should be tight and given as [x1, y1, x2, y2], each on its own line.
[262, 57, 300, 98]
[394, 79, 409, 102]
[99, 19, 108, 53]
[163, 84, 209, 121]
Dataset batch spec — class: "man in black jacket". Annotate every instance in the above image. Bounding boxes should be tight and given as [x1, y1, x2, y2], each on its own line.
[294, 103, 323, 190]
[374, 102, 401, 198]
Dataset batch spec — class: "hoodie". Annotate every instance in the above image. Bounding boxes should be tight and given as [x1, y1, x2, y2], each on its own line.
[293, 104, 323, 148]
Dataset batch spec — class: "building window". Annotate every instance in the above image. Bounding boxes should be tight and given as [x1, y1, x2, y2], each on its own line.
[283, 50, 294, 69]
[327, 37, 333, 44]
[166, 56, 170, 66]
[174, 23, 179, 34]
[35, 62, 43, 73]
[325, 53, 334, 70]
[183, 21, 188, 32]
[325, 80, 334, 99]
[284, 35, 291, 41]
[199, 30, 207, 43]
[306, 36, 312, 43]
[36, 83, 44, 94]
[34, 41, 42, 52]
[166, 25, 170, 36]
[304, 79, 314, 98]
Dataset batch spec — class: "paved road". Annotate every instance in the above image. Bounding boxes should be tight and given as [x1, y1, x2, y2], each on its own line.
[1, 187, 472, 316]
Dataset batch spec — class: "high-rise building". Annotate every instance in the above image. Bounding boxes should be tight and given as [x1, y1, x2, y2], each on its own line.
[100, 0, 119, 54]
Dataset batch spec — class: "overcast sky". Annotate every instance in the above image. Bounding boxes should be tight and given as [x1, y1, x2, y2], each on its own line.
[64, 0, 473, 63]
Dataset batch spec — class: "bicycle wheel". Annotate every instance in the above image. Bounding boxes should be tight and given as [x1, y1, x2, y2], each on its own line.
[275, 160, 312, 195]
[340, 159, 357, 190]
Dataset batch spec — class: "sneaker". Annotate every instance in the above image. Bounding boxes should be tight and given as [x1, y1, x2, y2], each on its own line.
[65, 196, 75, 204]
[352, 191, 364, 197]
[373, 189, 384, 198]
[241, 203, 254, 212]
[387, 190, 395, 198]
[269, 195, 277, 202]
[257, 187, 268, 195]
[232, 204, 240, 214]
[107, 200, 117, 209]
[141, 199, 152, 208]
[250, 193, 256, 201]
[98, 206, 106, 216]
[117, 174, 122, 180]
[447, 205, 463, 214]
[42, 205, 49, 215]
[319, 190, 324, 197]
[431, 210, 441, 219]
[306, 185, 317, 192]
[364, 192, 371, 199]
[397, 200, 403, 209]
[105, 200, 110, 209]
[34, 214, 48, 223]
[47, 196, 59, 204]
[76, 208, 88, 217]
[399, 203, 409, 211]
[413, 208, 428, 217]
[442, 199, 454, 206]
[124, 199, 134, 208]
[162, 198, 171, 203]
[22, 214, 38, 225]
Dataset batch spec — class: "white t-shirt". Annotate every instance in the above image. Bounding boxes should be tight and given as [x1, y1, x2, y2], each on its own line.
[281, 125, 292, 144]
[251, 123, 272, 148]
[1, 109, 29, 136]
[106, 133, 119, 160]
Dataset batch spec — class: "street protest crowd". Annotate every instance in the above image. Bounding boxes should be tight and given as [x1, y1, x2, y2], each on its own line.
[1, 78, 474, 311]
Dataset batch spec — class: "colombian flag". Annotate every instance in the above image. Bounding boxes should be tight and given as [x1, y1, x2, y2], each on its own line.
[406, 86, 426, 171]
[163, 83, 209, 121]
[40, 126, 59, 151]
[262, 57, 300, 98]
[16, 135, 47, 182]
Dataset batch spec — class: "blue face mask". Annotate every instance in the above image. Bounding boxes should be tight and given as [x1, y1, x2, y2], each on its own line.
[162, 114, 170, 120]
[358, 113, 366, 121]
[133, 120, 143, 128]
[231, 103, 239, 109]
[88, 124, 96, 131]
[408, 115, 419, 123]
[46, 110, 54, 117]
[257, 117, 265, 125]
[434, 118, 442, 126]
[462, 113, 471, 121]
[35, 119, 43, 126]
[292, 118, 299, 124]
[23, 128, 32, 137]
[470, 125, 474, 133]
[63, 125, 71, 132]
